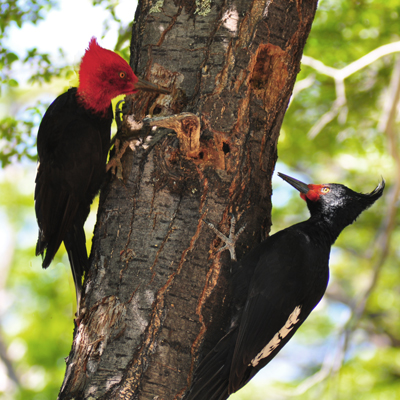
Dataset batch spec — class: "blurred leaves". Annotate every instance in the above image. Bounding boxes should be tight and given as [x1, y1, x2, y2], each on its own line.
[0, 105, 42, 167]
[0, 0, 55, 35]
[0, 165, 74, 399]
[0, 0, 71, 168]
[0, 0, 57, 87]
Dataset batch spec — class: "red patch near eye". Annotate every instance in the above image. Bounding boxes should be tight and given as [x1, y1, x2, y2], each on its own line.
[300, 184, 324, 202]
[306, 190, 320, 201]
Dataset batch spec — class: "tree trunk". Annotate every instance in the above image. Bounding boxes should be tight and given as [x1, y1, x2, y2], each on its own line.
[58, 0, 318, 398]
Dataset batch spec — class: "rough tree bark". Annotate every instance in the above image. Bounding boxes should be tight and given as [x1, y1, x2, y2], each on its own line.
[59, 0, 318, 399]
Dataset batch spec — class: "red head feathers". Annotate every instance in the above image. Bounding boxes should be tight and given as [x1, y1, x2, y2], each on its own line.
[77, 37, 139, 114]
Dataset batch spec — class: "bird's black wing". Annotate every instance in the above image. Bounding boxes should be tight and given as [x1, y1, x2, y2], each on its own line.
[229, 229, 329, 393]
[35, 89, 110, 302]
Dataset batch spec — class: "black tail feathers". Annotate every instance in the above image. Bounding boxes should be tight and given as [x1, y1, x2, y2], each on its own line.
[64, 224, 88, 313]
[186, 330, 238, 400]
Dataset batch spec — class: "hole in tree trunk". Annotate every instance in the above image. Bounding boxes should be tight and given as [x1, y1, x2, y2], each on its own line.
[222, 142, 230, 154]
[153, 106, 162, 115]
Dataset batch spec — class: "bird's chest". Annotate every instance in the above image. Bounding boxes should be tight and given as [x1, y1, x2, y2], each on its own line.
[280, 243, 330, 300]
[298, 243, 330, 298]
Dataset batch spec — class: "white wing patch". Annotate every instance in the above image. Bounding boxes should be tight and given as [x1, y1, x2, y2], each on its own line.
[250, 305, 302, 367]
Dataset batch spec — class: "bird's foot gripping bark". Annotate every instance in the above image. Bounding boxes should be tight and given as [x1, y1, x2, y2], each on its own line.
[106, 138, 130, 180]
[106, 101, 145, 180]
[203, 215, 246, 261]
[106, 101, 130, 180]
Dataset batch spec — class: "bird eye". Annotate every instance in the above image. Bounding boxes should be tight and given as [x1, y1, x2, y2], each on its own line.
[321, 187, 330, 194]
[119, 71, 126, 79]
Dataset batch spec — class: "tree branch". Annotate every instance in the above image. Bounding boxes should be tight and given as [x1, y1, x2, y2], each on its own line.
[301, 41, 400, 137]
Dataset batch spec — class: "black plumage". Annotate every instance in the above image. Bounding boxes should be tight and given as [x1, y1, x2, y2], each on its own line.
[187, 172, 385, 400]
[35, 88, 112, 308]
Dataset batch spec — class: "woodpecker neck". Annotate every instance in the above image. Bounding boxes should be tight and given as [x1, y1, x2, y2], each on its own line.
[76, 86, 112, 116]
[308, 214, 348, 245]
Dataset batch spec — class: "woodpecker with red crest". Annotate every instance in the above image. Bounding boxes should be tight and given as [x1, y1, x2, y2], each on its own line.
[187, 172, 385, 400]
[35, 38, 169, 312]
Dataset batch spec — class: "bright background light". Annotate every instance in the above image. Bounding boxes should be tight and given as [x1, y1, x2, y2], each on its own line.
[4, 0, 137, 65]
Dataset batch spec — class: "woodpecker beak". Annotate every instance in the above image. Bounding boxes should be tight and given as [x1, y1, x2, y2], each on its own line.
[134, 77, 171, 94]
[278, 172, 309, 194]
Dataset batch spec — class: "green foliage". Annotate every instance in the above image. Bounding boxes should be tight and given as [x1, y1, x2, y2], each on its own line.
[0, 0, 70, 168]
[0, 0, 55, 33]
[7, 247, 74, 400]
[0, 166, 74, 399]
[0, 0, 56, 87]
[0, 106, 42, 167]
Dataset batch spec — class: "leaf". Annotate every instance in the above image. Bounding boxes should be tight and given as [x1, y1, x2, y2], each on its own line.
[6, 52, 19, 64]
[7, 78, 18, 87]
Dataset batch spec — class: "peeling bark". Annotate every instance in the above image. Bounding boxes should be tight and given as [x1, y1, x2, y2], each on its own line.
[59, 0, 318, 399]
